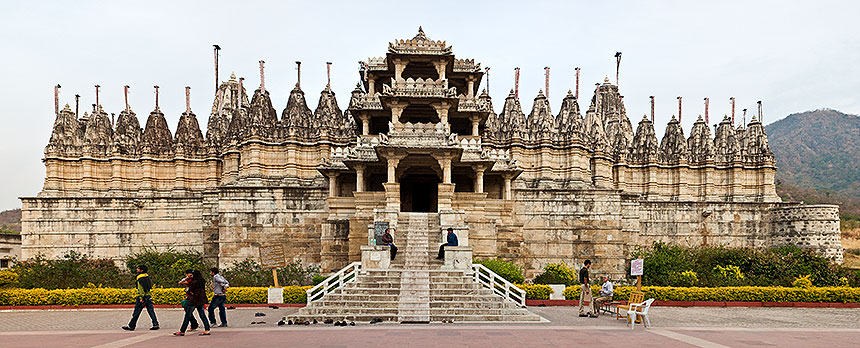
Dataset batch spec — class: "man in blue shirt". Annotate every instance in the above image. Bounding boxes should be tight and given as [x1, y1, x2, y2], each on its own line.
[436, 228, 458, 260]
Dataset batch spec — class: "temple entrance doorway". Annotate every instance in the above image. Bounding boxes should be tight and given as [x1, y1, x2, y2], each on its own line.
[400, 173, 439, 212]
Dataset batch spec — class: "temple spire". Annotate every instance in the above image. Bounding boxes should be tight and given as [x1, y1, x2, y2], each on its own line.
[677, 96, 682, 123]
[213, 44, 220, 93]
[485, 67, 490, 95]
[544, 67, 550, 99]
[153, 85, 159, 110]
[124, 85, 130, 113]
[614, 51, 622, 86]
[295, 61, 302, 88]
[95, 85, 100, 107]
[326, 62, 332, 88]
[757, 100, 763, 123]
[704, 97, 709, 124]
[54, 84, 60, 116]
[514, 67, 520, 99]
[575, 67, 580, 99]
[74, 94, 80, 118]
[650, 96, 655, 122]
[185, 86, 191, 113]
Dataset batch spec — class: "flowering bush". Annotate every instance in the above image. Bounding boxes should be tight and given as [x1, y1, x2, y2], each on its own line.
[533, 263, 578, 286]
[792, 275, 813, 288]
[563, 285, 860, 303]
[0, 286, 311, 306]
[516, 284, 553, 299]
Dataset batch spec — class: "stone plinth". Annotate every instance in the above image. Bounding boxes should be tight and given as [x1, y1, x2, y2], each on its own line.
[441, 246, 472, 272]
[361, 245, 391, 270]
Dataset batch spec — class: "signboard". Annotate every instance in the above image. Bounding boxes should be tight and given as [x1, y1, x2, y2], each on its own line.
[630, 258, 644, 276]
[259, 244, 286, 270]
[373, 221, 389, 245]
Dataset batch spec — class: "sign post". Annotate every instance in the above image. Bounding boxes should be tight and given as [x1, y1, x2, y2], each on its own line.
[630, 258, 644, 292]
[259, 245, 286, 288]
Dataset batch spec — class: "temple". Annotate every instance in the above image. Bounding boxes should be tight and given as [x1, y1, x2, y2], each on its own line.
[23, 28, 842, 281]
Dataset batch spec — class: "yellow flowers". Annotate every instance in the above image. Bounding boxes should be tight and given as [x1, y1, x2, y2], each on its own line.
[562, 285, 860, 303]
[515, 284, 553, 299]
[792, 275, 814, 288]
[0, 286, 312, 306]
[0, 270, 18, 287]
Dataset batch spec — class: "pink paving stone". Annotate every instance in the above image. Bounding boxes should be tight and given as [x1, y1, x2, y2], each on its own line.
[1, 333, 139, 348]
[677, 329, 860, 348]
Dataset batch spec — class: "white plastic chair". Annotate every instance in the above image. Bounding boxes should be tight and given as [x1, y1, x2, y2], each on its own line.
[626, 298, 654, 329]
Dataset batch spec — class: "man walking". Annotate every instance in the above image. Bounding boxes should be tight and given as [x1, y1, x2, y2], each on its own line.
[436, 228, 458, 260]
[592, 275, 613, 317]
[122, 265, 159, 331]
[380, 228, 397, 261]
[578, 260, 596, 318]
[208, 267, 230, 327]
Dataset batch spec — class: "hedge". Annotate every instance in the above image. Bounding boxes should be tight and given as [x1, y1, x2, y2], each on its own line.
[562, 286, 860, 303]
[0, 286, 311, 306]
[516, 284, 553, 300]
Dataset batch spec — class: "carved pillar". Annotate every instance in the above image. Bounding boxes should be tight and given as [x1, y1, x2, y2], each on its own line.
[328, 172, 339, 197]
[355, 164, 365, 192]
[503, 173, 513, 200]
[368, 78, 376, 96]
[433, 60, 446, 81]
[394, 58, 405, 81]
[431, 102, 451, 132]
[473, 164, 486, 193]
[386, 156, 401, 183]
[470, 115, 480, 136]
[359, 114, 370, 135]
[388, 100, 407, 126]
[466, 76, 475, 98]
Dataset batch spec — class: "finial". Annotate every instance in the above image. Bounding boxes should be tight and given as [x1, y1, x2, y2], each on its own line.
[230, 72, 237, 81]
[74, 94, 80, 118]
[326, 62, 332, 88]
[95, 85, 101, 108]
[649, 96, 655, 123]
[295, 61, 302, 88]
[704, 97, 709, 124]
[485, 66, 490, 95]
[185, 86, 191, 113]
[544, 67, 550, 99]
[575, 67, 580, 100]
[730, 97, 736, 125]
[614, 51, 622, 86]
[604, 76, 610, 84]
[124, 85, 130, 113]
[742, 108, 747, 127]
[213, 44, 221, 93]
[677, 96, 682, 123]
[757, 100, 763, 123]
[153, 85, 160, 110]
[54, 84, 61, 116]
[514, 67, 520, 99]
[259, 60, 266, 93]
[418, 26, 424, 34]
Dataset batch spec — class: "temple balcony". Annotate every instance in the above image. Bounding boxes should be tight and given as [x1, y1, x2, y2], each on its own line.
[382, 77, 457, 99]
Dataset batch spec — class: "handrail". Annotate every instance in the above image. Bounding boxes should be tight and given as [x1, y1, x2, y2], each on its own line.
[306, 262, 361, 305]
[472, 263, 527, 307]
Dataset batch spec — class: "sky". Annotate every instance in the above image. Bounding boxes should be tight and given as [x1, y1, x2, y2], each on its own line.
[1, 0, 858, 211]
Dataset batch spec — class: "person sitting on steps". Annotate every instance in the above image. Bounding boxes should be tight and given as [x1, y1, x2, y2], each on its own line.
[436, 228, 458, 260]
[380, 228, 397, 261]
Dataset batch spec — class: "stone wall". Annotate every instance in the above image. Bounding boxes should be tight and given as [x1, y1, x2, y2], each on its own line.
[770, 205, 842, 262]
[20, 197, 205, 261]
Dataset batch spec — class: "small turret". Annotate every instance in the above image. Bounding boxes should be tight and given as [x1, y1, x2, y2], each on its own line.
[207, 74, 245, 151]
[110, 109, 142, 156]
[83, 105, 114, 156]
[554, 90, 583, 142]
[282, 85, 314, 139]
[626, 115, 658, 163]
[741, 114, 774, 163]
[246, 88, 279, 140]
[46, 104, 84, 157]
[140, 107, 174, 157]
[174, 110, 205, 157]
[479, 89, 499, 142]
[687, 115, 714, 163]
[526, 90, 555, 142]
[313, 85, 345, 139]
[497, 89, 527, 141]
[659, 115, 689, 164]
[713, 115, 740, 164]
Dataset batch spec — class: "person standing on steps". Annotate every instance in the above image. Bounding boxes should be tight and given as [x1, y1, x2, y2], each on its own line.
[122, 265, 159, 331]
[436, 227, 458, 260]
[208, 267, 230, 327]
[578, 260, 597, 318]
[380, 228, 397, 261]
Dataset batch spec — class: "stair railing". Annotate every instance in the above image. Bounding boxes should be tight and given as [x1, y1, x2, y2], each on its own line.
[306, 262, 361, 305]
[472, 263, 527, 307]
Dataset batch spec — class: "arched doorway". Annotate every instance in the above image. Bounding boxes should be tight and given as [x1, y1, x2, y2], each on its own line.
[397, 155, 442, 212]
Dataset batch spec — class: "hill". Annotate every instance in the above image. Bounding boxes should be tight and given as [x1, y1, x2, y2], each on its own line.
[0, 208, 21, 233]
[766, 109, 860, 200]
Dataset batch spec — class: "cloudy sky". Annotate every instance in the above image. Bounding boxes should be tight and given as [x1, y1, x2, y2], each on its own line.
[1, 0, 858, 210]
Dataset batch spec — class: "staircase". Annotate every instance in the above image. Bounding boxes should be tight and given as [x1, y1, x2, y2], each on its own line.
[289, 212, 541, 323]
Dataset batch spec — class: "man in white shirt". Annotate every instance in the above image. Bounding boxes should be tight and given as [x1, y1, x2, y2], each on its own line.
[592, 275, 613, 317]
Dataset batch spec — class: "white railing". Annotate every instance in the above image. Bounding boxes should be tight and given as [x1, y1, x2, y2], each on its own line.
[472, 264, 527, 307]
[306, 262, 361, 305]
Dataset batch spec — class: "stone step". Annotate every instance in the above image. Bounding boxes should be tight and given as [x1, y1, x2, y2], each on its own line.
[429, 314, 542, 322]
[299, 307, 400, 316]
[288, 314, 399, 322]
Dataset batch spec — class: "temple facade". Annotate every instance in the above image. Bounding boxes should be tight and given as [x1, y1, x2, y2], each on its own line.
[22, 28, 842, 278]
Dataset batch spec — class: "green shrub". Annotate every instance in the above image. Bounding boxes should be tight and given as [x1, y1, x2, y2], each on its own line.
[14, 251, 128, 289]
[474, 259, 524, 284]
[312, 274, 327, 286]
[0, 286, 312, 306]
[221, 258, 321, 287]
[633, 242, 857, 287]
[668, 270, 699, 287]
[124, 247, 207, 289]
[533, 262, 578, 286]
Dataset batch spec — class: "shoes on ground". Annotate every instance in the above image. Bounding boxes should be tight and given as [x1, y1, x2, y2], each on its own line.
[121, 326, 134, 331]
[588, 314, 599, 318]
[210, 321, 217, 326]
[199, 331, 211, 336]
[173, 332, 185, 336]
[578, 314, 588, 317]
[218, 324, 228, 327]
[150, 326, 159, 330]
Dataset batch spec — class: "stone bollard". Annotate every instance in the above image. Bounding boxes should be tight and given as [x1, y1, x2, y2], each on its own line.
[441, 246, 473, 273]
[361, 245, 391, 270]
[268, 287, 284, 304]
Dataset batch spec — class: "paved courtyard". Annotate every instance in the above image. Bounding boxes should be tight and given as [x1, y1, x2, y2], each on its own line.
[0, 306, 858, 347]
